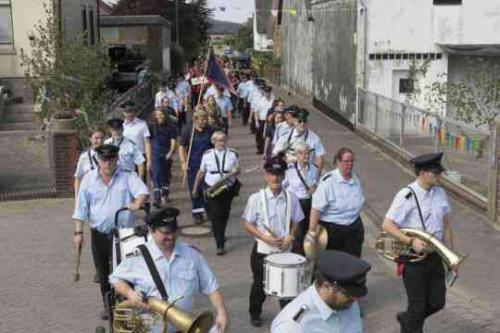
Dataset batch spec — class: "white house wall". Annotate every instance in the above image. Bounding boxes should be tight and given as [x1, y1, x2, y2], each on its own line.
[253, 15, 273, 52]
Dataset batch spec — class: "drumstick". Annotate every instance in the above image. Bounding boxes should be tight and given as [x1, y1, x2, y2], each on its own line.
[260, 223, 278, 239]
[74, 243, 82, 282]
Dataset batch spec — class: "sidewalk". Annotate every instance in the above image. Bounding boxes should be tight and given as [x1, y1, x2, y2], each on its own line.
[273, 85, 500, 331]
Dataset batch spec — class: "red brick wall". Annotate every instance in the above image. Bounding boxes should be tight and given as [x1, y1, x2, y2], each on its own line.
[52, 130, 78, 197]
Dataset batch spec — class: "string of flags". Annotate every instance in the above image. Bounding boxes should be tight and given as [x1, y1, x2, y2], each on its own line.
[375, 106, 487, 155]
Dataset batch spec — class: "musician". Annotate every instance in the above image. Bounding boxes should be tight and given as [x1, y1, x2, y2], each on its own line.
[308, 148, 365, 257]
[192, 131, 239, 255]
[283, 142, 318, 255]
[214, 85, 234, 134]
[74, 125, 105, 197]
[242, 156, 305, 327]
[179, 110, 214, 224]
[271, 250, 371, 333]
[382, 152, 454, 333]
[236, 73, 251, 126]
[272, 108, 325, 177]
[122, 102, 153, 178]
[272, 106, 296, 146]
[73, 144, 148, 319]
[263, 110, 285, 160]
[110, 208, 229, 333]
[104, 118, 146, 179]
[148, 108, 178, 208]
[253, 85, 274, 154]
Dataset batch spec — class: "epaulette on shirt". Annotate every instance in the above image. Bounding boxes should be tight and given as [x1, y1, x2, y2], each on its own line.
[292, 305, 308, 323]
[321, 173, 332, 182]
[203, 148, 214, 155]
[189, 245, 202, 252]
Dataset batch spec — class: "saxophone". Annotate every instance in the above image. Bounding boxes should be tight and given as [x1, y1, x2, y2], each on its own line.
[206, 172, 234, 198]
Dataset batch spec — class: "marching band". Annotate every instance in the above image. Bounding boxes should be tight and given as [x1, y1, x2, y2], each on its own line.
[71, 59, 461, 333]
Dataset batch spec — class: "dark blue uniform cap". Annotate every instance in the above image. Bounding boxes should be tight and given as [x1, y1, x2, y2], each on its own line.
[285, 105, 300, 114]
[410, 152, 445, 173]
[147, 207, 180, 231]
[316, 250, 371, 298]
[264, 155, 287, 175]
[260, 85, 272, 93]
[95, 144, 120, 159]
[120, 100, 137, 113]
[107, 118, 124, 129]
[292, 108, 309, 122]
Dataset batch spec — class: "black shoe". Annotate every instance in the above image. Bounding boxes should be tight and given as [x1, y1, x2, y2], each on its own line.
[94, 272, 100, 284]
[100, 309, 109, 320]
[153, 202, 162, 209]
[250, 317, 262, 327]
[193, 214, 204, 225]
[216, 248, 226, 256]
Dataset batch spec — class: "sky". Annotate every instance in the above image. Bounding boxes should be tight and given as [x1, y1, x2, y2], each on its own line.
[104, 0, 255, 24]
[207, 0, 255, 23]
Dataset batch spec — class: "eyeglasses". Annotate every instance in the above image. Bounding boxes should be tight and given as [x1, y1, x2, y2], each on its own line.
[296, 120, 308, 124]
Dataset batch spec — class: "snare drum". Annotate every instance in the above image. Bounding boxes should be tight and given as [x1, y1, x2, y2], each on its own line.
[112, 228, 150, 269]
[264, 253, 307, 299]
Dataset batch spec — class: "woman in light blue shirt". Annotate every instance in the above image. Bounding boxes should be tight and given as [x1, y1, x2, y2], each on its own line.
[308, 147, 365, 257]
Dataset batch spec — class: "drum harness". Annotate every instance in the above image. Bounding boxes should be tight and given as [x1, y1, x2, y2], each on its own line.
[258, 189, 292, 254]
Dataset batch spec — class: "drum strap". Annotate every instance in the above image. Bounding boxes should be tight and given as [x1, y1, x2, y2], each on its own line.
[259, 189, 292, 236]
[137, 245, 169, 301]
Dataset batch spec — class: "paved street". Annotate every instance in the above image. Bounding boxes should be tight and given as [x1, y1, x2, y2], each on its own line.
[1, 105, 500, 332]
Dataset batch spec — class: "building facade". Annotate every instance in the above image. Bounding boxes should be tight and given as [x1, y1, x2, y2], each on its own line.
[0, 0, 99, 79]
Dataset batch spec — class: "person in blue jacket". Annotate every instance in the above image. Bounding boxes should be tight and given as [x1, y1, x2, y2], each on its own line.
[179, 110, 214, 223]
[148, 108, 178, 207]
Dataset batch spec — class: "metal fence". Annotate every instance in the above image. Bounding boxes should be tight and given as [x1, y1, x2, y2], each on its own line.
[105, 81, 154, 119]
[358, 88, 490, 197]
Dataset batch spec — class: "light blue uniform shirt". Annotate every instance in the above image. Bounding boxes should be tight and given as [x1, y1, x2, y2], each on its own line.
[272, 128, 326, 164]
[214, 95, 234, 118]
[312, 168, 365, 225]
[104, 136, 145, 172]
[271, 285, 363, 333]
[72, 168, 149, 233]
[109, 238, 219, 332]
[272, 122, 293, 145]
[245, 82, 257, 102]
[176, 80, 191, 98]
[74, 149, 98, 179]
[166, 89, 180, 110]
[283, 162, 318, 200]
[385, 181, 451, 240]
[237, 80, 250, 98]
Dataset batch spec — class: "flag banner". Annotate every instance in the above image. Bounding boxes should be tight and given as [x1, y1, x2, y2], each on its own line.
[205, 47, 237, 95]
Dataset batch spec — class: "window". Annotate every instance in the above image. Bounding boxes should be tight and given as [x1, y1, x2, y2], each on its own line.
[399, 78, 414, 94]
[88, 6, 95, 45]
[433, 0, 462, 5]
[0, 0, 13, 44]
[81, 5, 88, 44]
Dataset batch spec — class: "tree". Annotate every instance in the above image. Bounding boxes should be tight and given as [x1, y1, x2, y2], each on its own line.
[113, 0, 213, 67]
[425, 57, 500, 129]
[20, 4, 113, 145]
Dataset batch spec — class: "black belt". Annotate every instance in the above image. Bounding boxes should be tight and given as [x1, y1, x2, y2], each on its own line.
[320, 216, 362, 228]
[209, 171, 230, 174]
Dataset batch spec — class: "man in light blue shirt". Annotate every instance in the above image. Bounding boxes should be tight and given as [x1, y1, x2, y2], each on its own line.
[271, 250, 371, 333]
[214, 85, 234, 133]
[110, 208, 229, 333]
[308, 148, 365, 258]
[104, 118, 146, 179]
[73, 144, 148, 319]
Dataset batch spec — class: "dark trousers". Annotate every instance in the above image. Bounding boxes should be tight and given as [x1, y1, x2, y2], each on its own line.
[293, 198, 312, 255]
[399, 253, 446, 333]
[241, 101, 250, 126]
[91, 229, 112, 305]
[255, 120, 265, 154]
[191, 91, 200, 107]
[221, 117, 229, 135]
[249, 243, 289, 319]
[321, 217, 364, 257]
[151, 155, 172, 204]
[206, 189, 234, 249]
[249, 111, 256, 134]
[178, 111, 187, 132]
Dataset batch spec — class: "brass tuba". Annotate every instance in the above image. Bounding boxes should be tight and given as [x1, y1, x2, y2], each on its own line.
[113, 297, 213, 333]
[375, 228, 466, 271]
[303, 225, 328, 260]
